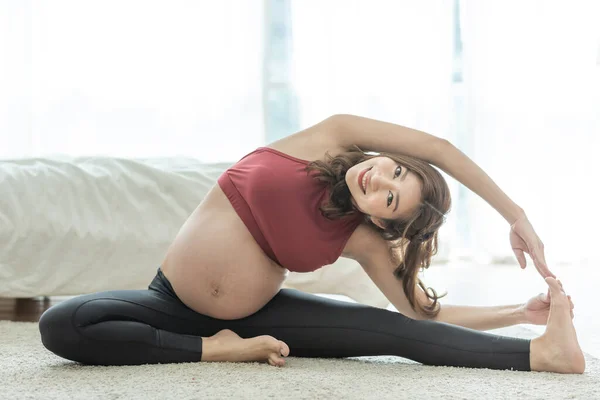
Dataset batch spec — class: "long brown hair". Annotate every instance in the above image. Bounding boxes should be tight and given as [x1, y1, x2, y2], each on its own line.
[305, 145, 451, 318]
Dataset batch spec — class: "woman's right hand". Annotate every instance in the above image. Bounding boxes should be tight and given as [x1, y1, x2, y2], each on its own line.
[509, 213, 555, 279]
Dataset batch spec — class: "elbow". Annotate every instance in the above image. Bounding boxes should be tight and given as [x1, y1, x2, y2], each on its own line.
[438, 137, 452, 149]
[327, 113, 363, 127]
[326, 114, 349, 130]
[329, 113, 351, 121]
[322, 114, 350, 145]
[435, 137, 452, 151]
[323, 114, 341, 124]
[437, 137, 451, 147]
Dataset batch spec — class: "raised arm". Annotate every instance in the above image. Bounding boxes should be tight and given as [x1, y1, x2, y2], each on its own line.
[331, 113, 553, 278]
[331, 113, 523, 225]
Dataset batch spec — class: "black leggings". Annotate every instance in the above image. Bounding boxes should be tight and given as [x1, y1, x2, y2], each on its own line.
[39, 267, 531, 370]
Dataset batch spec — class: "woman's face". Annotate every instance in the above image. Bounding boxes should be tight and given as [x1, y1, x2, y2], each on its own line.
[346, 156, 423, 224]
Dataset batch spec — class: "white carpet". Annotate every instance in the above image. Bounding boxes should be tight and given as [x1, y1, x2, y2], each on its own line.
[1, 321, 598, 400]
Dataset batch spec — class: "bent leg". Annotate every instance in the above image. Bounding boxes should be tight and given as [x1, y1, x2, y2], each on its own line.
[228, 289, 531, 371]
[39, 269, 228, 365]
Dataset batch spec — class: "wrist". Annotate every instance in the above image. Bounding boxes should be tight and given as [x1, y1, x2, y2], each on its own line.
[514, 304, 528, 324]
[507, 207, 526, 227]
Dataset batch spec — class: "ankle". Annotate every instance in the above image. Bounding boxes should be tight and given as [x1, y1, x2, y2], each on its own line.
[529, 336, 549, 372]
[200, 336, 222, 362]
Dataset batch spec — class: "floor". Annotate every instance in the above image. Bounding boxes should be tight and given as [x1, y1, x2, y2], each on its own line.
[2, 262, 598, 358]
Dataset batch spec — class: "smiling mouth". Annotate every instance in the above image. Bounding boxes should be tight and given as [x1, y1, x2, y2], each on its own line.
[358, 167, 372, 194]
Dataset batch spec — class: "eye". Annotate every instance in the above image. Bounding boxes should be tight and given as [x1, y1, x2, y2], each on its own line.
[394, 166, 402, 178]
[387, 166, 402, 207]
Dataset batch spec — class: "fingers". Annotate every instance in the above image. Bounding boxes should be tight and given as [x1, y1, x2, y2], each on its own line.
[527, 239, 555, 278]
[514, 246, 554, 278]
[537, 289, 550, 303]
[540, 264, 556, 279]
[541, 288, 550, 303]
[535, 243, 547, 265]
[539, 265, 556, 279]
[513, 249, 527, 269]
[532, 252, 555, 278]
[539, 257, 555, 279]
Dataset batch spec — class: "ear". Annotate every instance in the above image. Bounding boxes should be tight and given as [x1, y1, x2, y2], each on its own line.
[370, 217, 386, 230]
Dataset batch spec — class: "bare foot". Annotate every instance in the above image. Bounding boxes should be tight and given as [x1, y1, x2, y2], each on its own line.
[530, 277, 585, 374]
[201, 329, 290, 367]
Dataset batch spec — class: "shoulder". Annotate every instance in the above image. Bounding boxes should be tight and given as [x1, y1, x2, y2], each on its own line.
[342, 223, 396, 267]
[267, 115, 348, 163]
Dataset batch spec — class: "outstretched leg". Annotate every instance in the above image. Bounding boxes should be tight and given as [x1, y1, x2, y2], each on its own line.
[229, 290, 531, 370]
[228, 278, 584, 373]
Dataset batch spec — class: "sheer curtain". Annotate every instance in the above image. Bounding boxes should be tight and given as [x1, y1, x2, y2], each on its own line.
[0, 0, 265, 163]
[461, 1, 600, 265]
[290, 0, 454, 129]
[4, 1, 598, 264]
[288, 0, 600, 265]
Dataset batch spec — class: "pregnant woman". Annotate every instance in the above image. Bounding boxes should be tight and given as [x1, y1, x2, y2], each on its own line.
[39, 114, 584, 373]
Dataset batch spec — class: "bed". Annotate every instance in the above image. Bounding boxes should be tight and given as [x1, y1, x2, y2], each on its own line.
[0, 156, 388, 308]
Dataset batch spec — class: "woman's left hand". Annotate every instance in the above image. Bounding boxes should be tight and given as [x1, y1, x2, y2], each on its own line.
[510, 213, 555, 279]
[521, 283, 574, 325]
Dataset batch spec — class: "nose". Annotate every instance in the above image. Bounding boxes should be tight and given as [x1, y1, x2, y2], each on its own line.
[370, 172, 394, 192]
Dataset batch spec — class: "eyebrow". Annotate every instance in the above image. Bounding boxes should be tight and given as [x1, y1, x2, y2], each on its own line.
[393, 168, 407, 213]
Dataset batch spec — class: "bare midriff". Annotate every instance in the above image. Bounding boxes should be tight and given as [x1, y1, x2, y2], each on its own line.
[160, 184, 289, 320]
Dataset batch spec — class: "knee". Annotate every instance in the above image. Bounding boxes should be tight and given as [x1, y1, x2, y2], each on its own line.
[38, 297, 87, 358]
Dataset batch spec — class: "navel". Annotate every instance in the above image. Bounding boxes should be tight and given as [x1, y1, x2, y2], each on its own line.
[210, 282, 222, 297]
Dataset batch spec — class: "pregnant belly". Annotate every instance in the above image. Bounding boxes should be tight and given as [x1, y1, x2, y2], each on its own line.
[161, 184, 288, 320]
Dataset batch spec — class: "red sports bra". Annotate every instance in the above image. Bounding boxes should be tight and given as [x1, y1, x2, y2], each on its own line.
[217, 147, 363, 273]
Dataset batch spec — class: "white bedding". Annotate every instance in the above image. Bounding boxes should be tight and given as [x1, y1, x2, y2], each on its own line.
[0, 156, 389, 308]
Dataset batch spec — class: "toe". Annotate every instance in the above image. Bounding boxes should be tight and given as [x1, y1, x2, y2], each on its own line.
[279, 341, 290, 357]
[546, 278, 570, 308]
[268, 353, 285, 367]
[545, 277, 565, 296]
